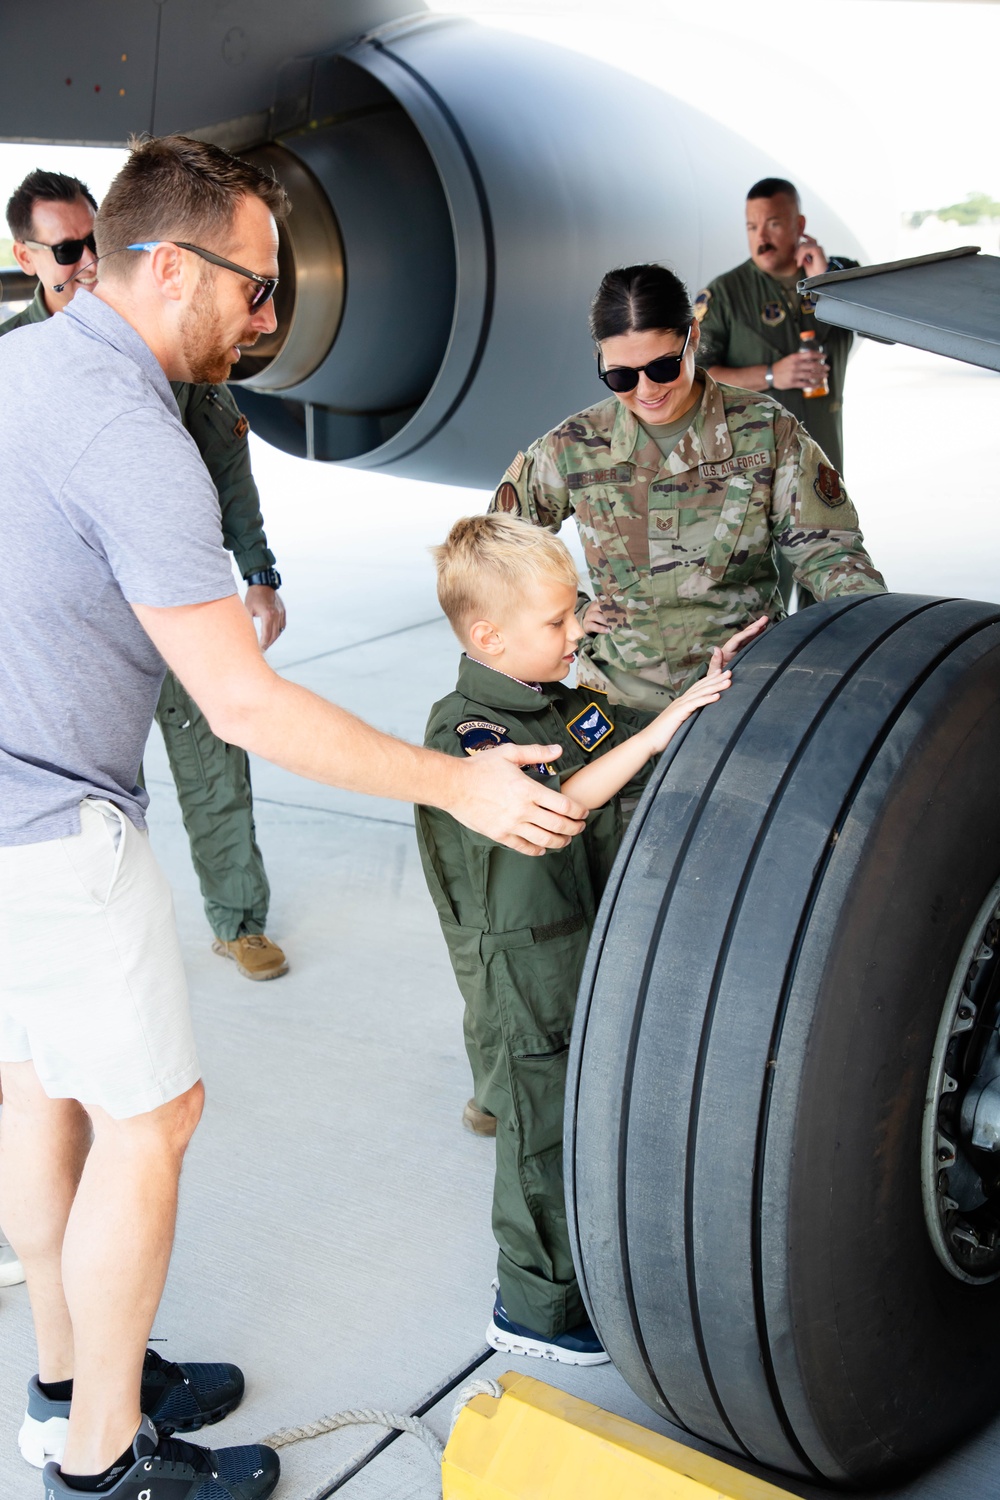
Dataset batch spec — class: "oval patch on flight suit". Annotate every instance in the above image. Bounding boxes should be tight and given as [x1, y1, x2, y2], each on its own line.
[494, 482, 521, 516]
[761, 301, 786, 327]
[693, 289, 711, 323]
[566, 702, 614, 752]
[814, 464, 846, 507]
[456, 720, 511, 754]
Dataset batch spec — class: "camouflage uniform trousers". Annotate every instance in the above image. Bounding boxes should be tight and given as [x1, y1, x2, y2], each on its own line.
[154, 671, 270, 942]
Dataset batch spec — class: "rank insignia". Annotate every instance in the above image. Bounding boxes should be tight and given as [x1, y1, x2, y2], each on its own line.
[814, 464, 846, 507]
[693, 289, 711, 323]
[504, 451, 526, 482]
[761, 301, 786, 327]
[566, 702, 614, 752]
[493, 481, 521, 516]
[233, 415, 250, 440]
[456, 719, 511, 754]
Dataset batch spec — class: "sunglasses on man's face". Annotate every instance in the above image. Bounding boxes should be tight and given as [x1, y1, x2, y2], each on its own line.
[127, 241, 279, 310]
[598, 324, 693, 393]
[23, 233, 97, 266]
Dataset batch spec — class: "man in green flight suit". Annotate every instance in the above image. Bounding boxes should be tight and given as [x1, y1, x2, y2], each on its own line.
[2, 169, 287, 980]
[694, 176, 859, 477]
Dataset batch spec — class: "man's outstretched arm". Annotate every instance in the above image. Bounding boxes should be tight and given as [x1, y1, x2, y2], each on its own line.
[132, 595, 586, 857]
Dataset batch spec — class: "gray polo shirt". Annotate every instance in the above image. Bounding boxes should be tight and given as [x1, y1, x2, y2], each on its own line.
[0, 292, 237, 846]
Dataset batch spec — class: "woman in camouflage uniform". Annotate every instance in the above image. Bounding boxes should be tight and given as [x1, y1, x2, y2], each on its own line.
[491, 264, 885, 711]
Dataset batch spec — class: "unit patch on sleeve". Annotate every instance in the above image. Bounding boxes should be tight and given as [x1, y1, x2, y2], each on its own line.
[814, 464, 846, 507]
[232, 415, 250, 440]
[493, 482, 521, 515]
[566, 702, 614, 752]
[456, 720, 512, 754]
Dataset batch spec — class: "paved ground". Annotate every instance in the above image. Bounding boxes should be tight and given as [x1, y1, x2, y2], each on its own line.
[0, 340, 997, 1499]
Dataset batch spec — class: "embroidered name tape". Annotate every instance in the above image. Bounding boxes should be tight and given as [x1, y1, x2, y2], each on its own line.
[566, 701, 614, 752]
[567, 465, 633, 490]
[699, 452, 770, 480]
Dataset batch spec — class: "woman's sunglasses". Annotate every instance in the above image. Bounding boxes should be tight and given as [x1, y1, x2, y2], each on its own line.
[598, 323, 693, 393]
[23, 233, 97, 266]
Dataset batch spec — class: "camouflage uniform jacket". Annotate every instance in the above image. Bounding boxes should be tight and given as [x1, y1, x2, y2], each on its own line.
[0, 290, 274, 578]
[490, 373, 886, 710]
[694, 256, 859, 474]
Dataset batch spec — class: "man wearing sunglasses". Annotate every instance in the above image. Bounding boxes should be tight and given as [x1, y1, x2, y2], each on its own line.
[0, 134, 583, 1500]
[3, 169, 289, 985]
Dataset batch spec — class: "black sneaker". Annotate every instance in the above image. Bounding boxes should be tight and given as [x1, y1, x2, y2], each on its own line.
[43, 1415, 280, 1500]
[21, 1348, 245, 1468]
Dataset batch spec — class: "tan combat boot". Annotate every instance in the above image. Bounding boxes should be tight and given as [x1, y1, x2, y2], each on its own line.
[462, 1099, 497, 1136]
[212, 933, 288, 981]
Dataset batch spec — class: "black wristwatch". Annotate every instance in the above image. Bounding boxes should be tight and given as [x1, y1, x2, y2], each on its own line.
[244, 568, 282, 589]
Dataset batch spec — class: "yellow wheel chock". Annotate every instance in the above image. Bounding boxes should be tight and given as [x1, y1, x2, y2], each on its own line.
[443, 1372, 800, 1500]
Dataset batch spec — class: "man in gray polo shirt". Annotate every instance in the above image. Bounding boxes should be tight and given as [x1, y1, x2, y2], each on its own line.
[0, 135, 585, 1500]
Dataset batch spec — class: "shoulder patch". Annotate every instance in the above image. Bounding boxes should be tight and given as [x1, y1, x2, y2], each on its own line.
[233, 414, 250, 440]
[814, 464, 846, 507]
[456, 720, 511, 755]
[693, 289, 712, 322]
[761, 301, 786, 327]
[566, 701, 614, 752]
[493, 481, 521, 516]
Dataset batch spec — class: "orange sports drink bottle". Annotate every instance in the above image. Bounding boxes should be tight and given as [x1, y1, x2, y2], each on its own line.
[799, 329, 829, 398]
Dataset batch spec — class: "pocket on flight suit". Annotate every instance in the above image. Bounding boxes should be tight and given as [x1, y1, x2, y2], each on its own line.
[494, 926, 589, 1160]
[155, 674, 209, 791]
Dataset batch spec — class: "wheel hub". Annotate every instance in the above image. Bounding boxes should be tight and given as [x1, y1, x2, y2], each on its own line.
[922, 879, 1000, 1282]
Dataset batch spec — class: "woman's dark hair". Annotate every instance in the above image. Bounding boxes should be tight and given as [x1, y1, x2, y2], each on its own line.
[589, 263, 693, 343]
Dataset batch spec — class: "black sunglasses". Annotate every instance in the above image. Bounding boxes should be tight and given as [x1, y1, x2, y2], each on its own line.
[127, 240, 279, 310]
[598, 324, 693, 393]
[23, 233, 97, 266]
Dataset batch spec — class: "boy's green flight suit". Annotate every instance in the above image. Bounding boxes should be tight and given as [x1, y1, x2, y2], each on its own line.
[0, 289, 275, 941]
[416, 654, 653, 1337]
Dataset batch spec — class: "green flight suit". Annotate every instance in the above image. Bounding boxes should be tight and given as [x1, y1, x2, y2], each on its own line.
[491, 373, 885, 712]
[0, 289, 276, 941]
[416, 654, 653, 1336]
[693, 256, 859, 475]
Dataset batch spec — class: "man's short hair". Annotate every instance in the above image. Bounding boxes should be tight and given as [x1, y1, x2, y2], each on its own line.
[95, 135, 290, 279]
[6, 169, 98, 241]
[433, 514, 578, 636]
[747, 177, 801, 209]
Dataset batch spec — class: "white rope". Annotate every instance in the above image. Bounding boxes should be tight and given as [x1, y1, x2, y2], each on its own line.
[260, 1375, 505, 1500]
[450, 1376, 504, 1431]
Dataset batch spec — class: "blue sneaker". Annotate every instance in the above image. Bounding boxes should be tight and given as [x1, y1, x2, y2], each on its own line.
[486, 1290, 610, 1366]
[43, 1415, 279, 1500]
[19, 1347, 244, 1468]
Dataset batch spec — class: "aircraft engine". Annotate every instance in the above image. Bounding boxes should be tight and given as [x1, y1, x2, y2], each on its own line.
[223, 16, 859, 486]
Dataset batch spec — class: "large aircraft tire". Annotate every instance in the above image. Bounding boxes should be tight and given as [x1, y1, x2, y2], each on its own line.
[566, 594, 1000, 1485]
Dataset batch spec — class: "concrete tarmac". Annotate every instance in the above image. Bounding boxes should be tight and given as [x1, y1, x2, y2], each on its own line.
[0, 340, 997, 1499]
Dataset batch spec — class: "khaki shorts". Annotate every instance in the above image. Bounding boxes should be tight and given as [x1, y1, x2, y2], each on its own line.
[0, 799, 200, 1119]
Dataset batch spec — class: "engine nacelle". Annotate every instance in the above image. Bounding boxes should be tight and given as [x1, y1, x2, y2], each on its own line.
[228, 16, 860, 487]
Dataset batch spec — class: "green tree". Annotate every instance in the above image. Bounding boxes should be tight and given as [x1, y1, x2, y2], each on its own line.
[935, 192, 1000, 225]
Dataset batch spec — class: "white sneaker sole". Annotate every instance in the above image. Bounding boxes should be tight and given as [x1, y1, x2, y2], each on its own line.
[18, 1411, 67, 1468]
[486, 1317, 610, 1367]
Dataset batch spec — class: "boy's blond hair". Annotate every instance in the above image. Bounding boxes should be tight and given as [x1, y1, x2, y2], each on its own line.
[433, 514, 578, 636]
